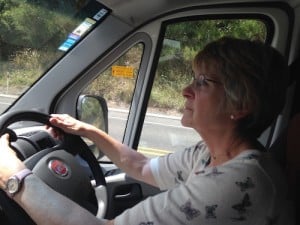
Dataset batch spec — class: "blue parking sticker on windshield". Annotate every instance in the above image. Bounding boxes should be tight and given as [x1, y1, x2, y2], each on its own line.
[58, 42, 72, 52]
[57, 6, 110, 52]
[58, 33, 81, 52]
[58, 18, 96, 52]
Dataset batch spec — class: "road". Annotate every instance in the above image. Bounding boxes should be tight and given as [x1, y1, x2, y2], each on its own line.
[0, 94, 14, 113]
[108, 108, 200, 156]
[0, 94, 200, 156]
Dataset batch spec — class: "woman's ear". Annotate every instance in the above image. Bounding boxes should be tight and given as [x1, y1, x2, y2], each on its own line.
[230, 110, 250, 120]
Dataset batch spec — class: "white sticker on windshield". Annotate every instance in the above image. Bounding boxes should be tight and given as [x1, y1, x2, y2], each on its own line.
[72, 18, 96, 37]
[93, 8, 109, 21]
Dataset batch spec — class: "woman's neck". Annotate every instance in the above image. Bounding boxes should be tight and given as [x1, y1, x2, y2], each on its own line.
[203, 133, 254, 167]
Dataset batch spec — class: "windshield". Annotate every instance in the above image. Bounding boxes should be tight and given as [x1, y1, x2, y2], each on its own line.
[0, 0, 109, 113]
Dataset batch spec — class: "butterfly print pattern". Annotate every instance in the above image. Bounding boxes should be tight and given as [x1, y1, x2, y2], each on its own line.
[204, 167, 224, 177]
[205, 205, 218, 219]
[179, 200, 201, 221]
[175, 170, 184, 184]
[235, 177, 255, 192]
[138, 222, 154, 225]
[231, 193, 252, 221]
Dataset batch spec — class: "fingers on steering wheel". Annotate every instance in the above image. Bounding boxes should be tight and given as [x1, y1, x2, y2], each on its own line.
[45, 123, 64, 140]
[2, 129, 17, 142]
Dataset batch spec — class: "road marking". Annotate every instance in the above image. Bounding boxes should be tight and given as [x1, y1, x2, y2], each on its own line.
[0, 101, 11, 105]
[109, 115, 186, 129]
[0, 94, 18, 98]
[145, 120, 183, 129]
[138, 146, 171, 156]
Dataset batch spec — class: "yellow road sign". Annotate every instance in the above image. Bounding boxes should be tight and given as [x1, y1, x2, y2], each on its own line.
[112, 66, 134, 78]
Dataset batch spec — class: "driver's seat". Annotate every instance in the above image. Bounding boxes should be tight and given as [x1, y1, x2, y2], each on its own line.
[286, 113, 300, 224]
[272, 56, 300, 224]
[266, 54, 299, 225]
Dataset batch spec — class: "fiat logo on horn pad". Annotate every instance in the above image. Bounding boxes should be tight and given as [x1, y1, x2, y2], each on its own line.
[49, 160, 69, 177]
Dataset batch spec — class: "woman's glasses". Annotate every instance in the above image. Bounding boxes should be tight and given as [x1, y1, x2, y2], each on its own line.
[192, 74, 222, 87]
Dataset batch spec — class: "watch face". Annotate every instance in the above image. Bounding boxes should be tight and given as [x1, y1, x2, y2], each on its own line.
[7, 177, 19, 194]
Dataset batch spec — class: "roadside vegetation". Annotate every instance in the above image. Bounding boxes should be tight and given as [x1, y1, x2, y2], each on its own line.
[0, 0, 78, 94]
[0, 0, 266, 113]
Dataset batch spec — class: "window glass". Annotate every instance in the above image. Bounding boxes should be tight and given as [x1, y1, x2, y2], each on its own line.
[82, 43, 143, 142]
[138, 19, 267, 157]
[0, 0, 109, 113]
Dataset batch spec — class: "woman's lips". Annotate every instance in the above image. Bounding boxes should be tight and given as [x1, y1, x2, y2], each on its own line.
[184, 103, 193, 111]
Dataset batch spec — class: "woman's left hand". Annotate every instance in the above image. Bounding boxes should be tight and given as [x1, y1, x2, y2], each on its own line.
[48, 114, 94, 138]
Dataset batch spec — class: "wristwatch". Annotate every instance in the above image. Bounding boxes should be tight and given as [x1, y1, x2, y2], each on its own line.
[5, 168, 33, 197]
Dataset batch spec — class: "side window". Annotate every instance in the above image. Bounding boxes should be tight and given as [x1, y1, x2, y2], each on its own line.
[138, 19, 267, 157]
[82, 43, 143, 142]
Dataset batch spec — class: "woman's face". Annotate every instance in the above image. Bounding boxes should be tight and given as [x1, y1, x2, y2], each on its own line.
[181, 62, 229, 133]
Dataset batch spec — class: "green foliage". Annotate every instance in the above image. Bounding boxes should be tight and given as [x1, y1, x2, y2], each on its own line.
[0, 48, 60, 94]
[164, 19, 266, 63]
[0, 0, 267, 113]
[84, 70, 137, 106]
[149, 85, 185, 112]
[83, 44, 143, 108]
[0, 1, 77, 49]
[152, 19, 266, 112]
[0, 0, 79, 93]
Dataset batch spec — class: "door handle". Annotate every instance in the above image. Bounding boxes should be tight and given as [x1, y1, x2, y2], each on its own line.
[113, 183, 141, 201]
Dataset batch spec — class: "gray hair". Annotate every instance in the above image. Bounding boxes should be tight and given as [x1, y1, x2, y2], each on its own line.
[193, 37, 289, 138]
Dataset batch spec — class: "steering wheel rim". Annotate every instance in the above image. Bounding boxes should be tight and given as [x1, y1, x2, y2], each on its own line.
[0, 110, 107, 224]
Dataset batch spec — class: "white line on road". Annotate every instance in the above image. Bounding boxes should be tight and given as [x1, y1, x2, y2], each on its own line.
[109, 115, 186, 129]
[0, 101, 11, 105]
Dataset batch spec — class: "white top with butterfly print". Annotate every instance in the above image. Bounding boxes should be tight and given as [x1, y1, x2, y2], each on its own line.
[114, 141, 292, 225]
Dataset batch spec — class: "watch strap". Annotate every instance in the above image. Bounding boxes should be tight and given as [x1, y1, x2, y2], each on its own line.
[14, 168, 33, 181]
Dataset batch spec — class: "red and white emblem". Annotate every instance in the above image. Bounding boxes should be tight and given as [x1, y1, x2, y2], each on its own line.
[48, 160, 69, 177]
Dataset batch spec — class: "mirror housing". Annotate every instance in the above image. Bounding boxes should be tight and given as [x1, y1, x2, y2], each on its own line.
[77, 95, 109, 159]
[77, 95, 108, 133]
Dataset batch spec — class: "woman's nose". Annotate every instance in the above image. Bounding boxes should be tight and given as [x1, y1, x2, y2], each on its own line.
[182, 83, 194, 99]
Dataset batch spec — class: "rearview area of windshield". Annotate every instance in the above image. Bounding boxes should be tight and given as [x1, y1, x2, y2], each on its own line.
[0, 0, 109, 113]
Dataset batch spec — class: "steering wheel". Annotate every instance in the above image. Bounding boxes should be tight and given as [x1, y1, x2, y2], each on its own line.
[0, 111, 107, 225]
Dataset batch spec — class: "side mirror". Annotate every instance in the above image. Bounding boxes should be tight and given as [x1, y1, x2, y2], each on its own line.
[77, 95, 108, 159]
[77, 95, 108, 133]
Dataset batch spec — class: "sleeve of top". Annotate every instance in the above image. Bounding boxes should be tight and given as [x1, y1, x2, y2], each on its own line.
[150, 141, 208, 190]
